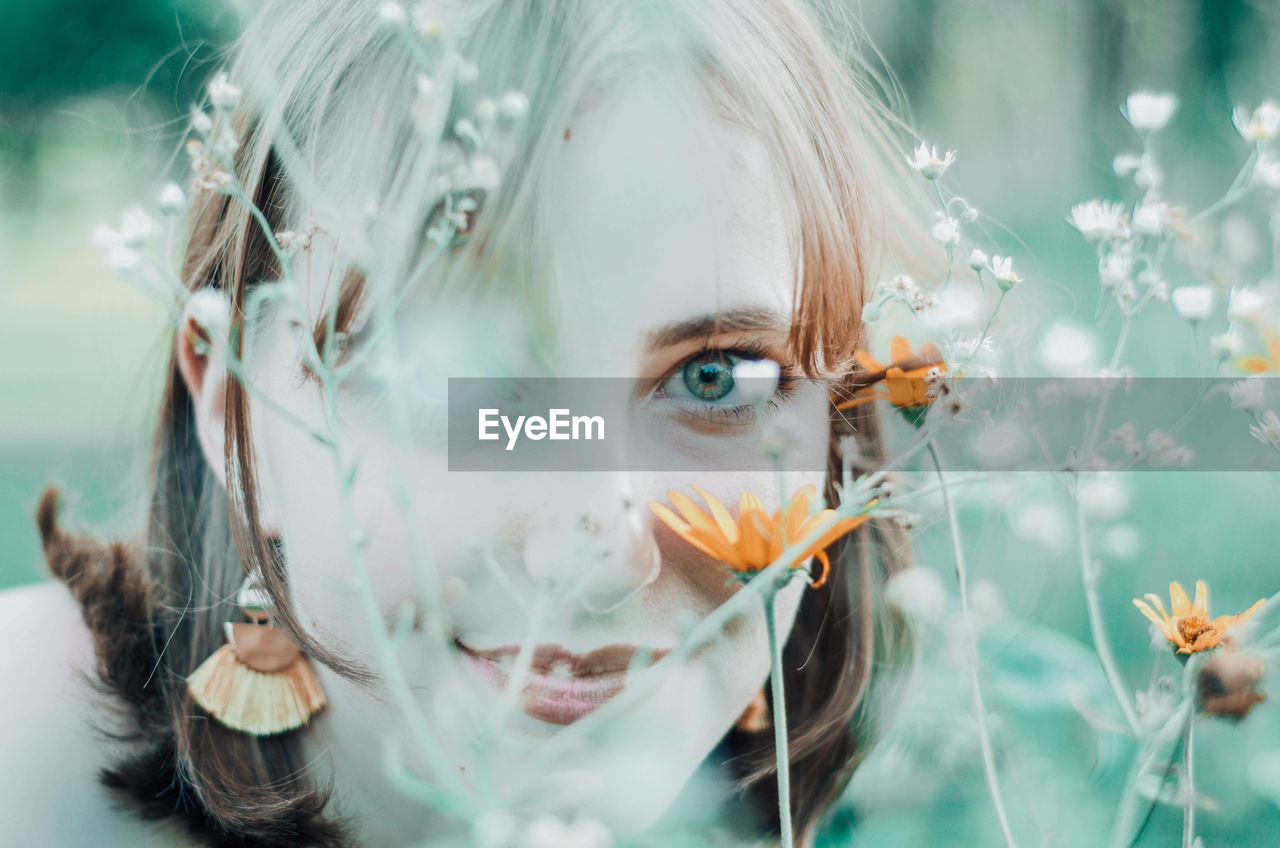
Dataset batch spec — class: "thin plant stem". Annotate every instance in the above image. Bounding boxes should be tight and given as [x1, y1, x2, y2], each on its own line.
[1182, 715, 1196, 848]
[928, 439, 1018, 848]
[1074, 485, 1143, 737]
[1108, 702, 1190, 848]
[1180, 654, 1202, 848]
[765, 592, 794, 848]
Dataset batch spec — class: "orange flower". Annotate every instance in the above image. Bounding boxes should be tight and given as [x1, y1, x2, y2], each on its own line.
[836, 335, 946, 411]
[1229, 326, 1280, 374]
[1133, 580, 1266, 654]
[648, 485, 868, 589]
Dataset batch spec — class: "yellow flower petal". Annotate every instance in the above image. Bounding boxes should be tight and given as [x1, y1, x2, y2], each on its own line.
[690, 485, 739, 543]
[1193, 580, 1210, 619]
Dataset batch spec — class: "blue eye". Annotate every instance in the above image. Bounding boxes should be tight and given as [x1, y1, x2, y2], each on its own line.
[682, 352, 738, 401]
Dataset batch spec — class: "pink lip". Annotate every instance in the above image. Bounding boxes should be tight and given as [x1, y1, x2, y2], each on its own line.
[455, 641, 670, 725]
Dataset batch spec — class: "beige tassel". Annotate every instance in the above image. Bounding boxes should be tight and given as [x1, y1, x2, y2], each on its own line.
[734, 686, 770, 732]
[187, 644, 327, 736]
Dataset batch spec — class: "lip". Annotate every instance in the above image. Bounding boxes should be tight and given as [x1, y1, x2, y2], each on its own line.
[455, 641, 670, 725]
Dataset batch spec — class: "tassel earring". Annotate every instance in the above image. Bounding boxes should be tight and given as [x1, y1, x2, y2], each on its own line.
[734, 686, 771, 732]
[187, 574, 327, 735]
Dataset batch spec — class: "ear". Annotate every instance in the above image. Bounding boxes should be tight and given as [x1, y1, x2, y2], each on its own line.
[175, 289, 233, 492]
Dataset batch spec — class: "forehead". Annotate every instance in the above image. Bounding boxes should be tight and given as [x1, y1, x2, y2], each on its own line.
[548, 74, 795, 367]
[289, 74, 798, 374]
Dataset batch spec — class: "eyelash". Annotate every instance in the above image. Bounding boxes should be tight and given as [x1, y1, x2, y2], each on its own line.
[656, 341, 797, 426]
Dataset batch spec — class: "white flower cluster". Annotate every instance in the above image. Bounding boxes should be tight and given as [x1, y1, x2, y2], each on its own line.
[185, 72, 243, 195]
[90, 205, 158, 276]
[275, 219, 323, 257]
[1110, 422, 1193, 467]
[872, 273, 936, 314]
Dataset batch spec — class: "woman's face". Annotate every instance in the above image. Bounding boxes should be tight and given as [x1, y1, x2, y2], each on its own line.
[208, 76, 832, 835]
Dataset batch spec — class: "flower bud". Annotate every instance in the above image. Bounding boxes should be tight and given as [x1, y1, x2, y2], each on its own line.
[1198, 652, 1266, 720]
[155, 182, 186, 216]
[967, 249, 989, 271]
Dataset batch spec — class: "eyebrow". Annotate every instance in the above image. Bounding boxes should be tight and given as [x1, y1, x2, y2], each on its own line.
[645, 307, 789, 350]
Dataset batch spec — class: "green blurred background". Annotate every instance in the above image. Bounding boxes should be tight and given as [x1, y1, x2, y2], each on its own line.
[2, 0, 1279, 845]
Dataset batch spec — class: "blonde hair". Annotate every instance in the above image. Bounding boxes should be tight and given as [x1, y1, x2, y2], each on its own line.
[40, 1, 928, 844]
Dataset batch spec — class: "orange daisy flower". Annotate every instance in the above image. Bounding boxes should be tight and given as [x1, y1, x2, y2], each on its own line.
[836, 335, 947, 411]
[1133, 580, 1267, 654]
[648, 485, 869, 589]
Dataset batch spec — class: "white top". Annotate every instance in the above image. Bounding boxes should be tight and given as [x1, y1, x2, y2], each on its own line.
[0, 580, 197, 846]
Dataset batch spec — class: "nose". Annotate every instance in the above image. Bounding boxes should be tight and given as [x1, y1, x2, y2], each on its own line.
[519, 471, 661, 610]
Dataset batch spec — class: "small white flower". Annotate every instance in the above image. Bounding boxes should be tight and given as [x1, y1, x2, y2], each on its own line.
[1111, 422, 1144, 458]
[275, 229, 313, 256]
[1230, 377, 1268, 412]
[1146, 430, 1192, 466]
[1012, 501, 1073, 554]
[1113, 153, 1143, 177]
[885, 566, 950, 624]
[1101, 524, 1142, 560]
[211, 125, 239, 160]
[185, 288, 232, 346]
[155, 182, 186, 216]
[1068, 200, 1126, 243]
[906, 141, 956, 180]
[466, 155, 501, 190]
[1255, 153, 1280, 189]
[1228, 286, 1266, 323]
[1170, 285, 1213, 322]
[1211, 329, 1246, 360]
[1079, 473, 1131, 520]
[1123, 91, 1178, 132]
[951, 334, 998, 376]
[1233, 101, 1280, 142]
[1131, 202, 1167, 236]
[1040, 321, 1099, 376]
[94, 240, 138, 276]
[1250, 410, 1280, 449]
[990, 255, 1022, 291]
[861, 301, 882, 322]
[457, 60, 480, 84]
[1098, 252, 1132, 289]
[1115, 279, 1140, 311]
[207, 71, 241, 111]
[379, 2, 408, 27]
[891, 273, 917, 296]
[967, 248, 989, 271]
[410, 3, 441, 37]
[499, 90, 530, 119]
[931, 215, 960, 246]
[91, 204, 157, 274]
[732, 358, 781, 403]
[190, 107, 213, 136]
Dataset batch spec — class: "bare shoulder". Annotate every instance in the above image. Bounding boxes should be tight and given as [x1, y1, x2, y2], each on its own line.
[0, 580, 195, 846]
